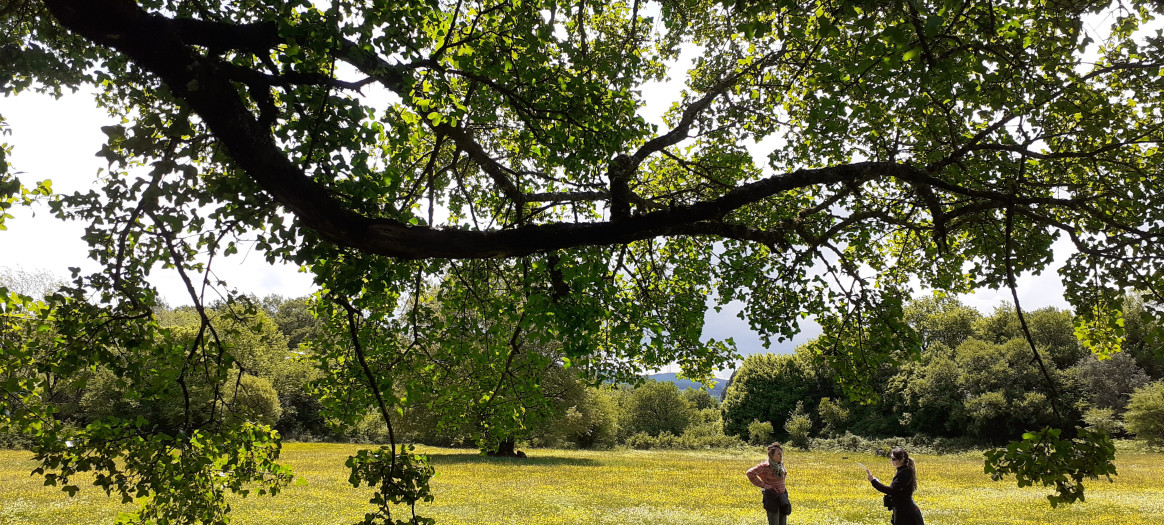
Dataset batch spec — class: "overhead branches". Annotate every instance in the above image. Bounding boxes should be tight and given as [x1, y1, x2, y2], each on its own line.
[40, 0, 1159, 266]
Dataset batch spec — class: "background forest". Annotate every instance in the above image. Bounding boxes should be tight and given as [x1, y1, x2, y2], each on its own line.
[6, 266, 1163, 454]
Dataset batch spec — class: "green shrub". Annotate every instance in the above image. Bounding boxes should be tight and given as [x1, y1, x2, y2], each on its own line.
[1124, 381, 1164, 447]
[784, 401, 812, 450]
[817, 397, 850, 438]
[0, 428, 34, 449]
[681, 421, 743, 449]
[226, 374, 283, 427]
[625, 430, 683, 450]
[1083, 407, 1124, 437]
[623, 428, 740, 450]
[654, 431, 683, 449]
[349, 412, 393, 444]
[747, 419, 773, 446]
[813, 431, 870, 453]
[810, 432, 980, 455]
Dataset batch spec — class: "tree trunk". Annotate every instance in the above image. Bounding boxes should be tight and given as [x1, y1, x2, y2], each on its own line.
[488, 437, 525, 458]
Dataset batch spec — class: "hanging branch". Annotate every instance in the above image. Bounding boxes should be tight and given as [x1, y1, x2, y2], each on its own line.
[149, 208, 237, 432]
[333, 295, 398, 456]
[1003, 202, 1062, 422]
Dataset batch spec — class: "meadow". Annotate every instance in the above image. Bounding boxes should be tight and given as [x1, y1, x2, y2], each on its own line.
[2, 443, 1162, 524]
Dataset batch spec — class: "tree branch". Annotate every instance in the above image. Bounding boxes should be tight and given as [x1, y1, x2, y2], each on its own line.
[171, 18, 279, 54]
[41, 0, 1104, 263]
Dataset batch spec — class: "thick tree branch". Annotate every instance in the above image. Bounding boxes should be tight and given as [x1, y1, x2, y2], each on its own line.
[42, 0, 1104, 263]
[219, 61, 374, 91]
[171, 18, 279, 54]
[437, 124, 524, 202]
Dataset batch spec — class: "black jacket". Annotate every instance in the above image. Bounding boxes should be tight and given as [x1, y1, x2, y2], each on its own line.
[870, 466, 924, 525]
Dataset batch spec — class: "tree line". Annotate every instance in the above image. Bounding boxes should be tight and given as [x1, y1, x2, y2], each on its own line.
[722, 295, 1164, 449]
[0, 269, 728, 452]
[6, 265, 1162, 454]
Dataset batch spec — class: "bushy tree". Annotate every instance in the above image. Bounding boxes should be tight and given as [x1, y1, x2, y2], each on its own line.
[905, 295, 981, 351]
[721, 353, 819, 440]
[261, 295, 324, 353]
[817, 397, 850, 438]
[747, 419, 774, 446]
[623, 380, 692, 438]
[0, 271, 85, 426]
[682, 388, 719, 411]
[890, 344, 968, 437]
[1120, 295, 1164, 379]
[1071, 352, 1151, 412]
[249, 296, 329, 438]
[974, 306, 1087, 369]
[1124, 381, 1164, 447]
[63, 302, 298, 450]
[556, 386, 620, 449]
[956, 338, 1064, 442]
[784, 401, 812, 450]
[225, 373, 283, 427]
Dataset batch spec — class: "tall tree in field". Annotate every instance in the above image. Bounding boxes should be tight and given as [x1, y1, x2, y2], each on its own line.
[2, 0, 1162, 520]
[721, 352, 820, 440]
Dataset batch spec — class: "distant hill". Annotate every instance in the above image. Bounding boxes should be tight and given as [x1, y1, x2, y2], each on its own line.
[646, 373, 730, 400]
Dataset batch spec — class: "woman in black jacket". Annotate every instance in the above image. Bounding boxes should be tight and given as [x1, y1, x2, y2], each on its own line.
[864, 447, 925, 525]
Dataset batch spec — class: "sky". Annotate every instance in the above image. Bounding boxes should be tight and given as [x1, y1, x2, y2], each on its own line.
[0, 90, 319, 304]
[0, 47, 1073, 379]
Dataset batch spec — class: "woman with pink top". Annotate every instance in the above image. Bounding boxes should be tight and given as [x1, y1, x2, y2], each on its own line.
[746, 441, 790, 525]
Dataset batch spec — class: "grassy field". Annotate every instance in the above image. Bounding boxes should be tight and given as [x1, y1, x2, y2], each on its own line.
[2, 443, 1162, 524]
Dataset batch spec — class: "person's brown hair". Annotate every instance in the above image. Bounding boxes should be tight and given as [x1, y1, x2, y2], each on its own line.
[766, 442, 787, 476]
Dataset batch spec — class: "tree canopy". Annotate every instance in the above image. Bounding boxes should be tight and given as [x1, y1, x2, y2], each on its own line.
[3, 0, 1164, 522]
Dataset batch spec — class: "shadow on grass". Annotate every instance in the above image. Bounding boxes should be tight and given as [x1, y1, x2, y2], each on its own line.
[428, 452, 601, 468]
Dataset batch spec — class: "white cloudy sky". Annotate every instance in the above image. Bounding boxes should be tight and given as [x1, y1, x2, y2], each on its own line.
[0, 90, 319, 304]
[0, 47, 1072, 376]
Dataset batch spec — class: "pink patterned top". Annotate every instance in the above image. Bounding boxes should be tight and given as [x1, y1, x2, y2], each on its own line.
[746, 460, 788, 494]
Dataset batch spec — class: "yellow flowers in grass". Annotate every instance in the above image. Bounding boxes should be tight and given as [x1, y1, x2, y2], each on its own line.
[2, 444, 1163, 524]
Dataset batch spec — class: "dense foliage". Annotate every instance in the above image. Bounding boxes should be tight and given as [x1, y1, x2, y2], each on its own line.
[724, 297, 1164, 441]
[4, 0, 1164, 522]
[6, 284, 1159, 507]
[721, 295, 1164, 503]
[1123, 380, 1164, 446]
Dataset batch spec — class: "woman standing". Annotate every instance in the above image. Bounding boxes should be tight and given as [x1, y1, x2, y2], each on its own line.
[865, 447, 925, 525]
[746, 442, 791, 525]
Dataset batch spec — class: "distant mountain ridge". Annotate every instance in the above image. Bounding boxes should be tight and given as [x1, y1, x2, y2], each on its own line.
[646, 373, 730, 399]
